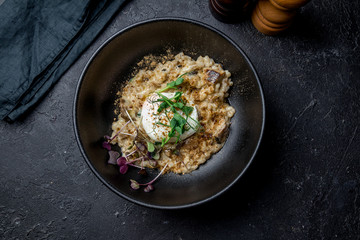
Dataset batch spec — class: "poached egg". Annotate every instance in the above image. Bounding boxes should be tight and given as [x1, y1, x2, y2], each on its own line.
[141, 92, 198, 142]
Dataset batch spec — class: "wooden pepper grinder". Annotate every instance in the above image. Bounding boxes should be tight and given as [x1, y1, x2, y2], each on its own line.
[251, 0, 310, 35]
[210, 0, 254, 23]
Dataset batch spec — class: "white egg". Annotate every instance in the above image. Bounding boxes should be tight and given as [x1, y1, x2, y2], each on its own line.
[141, 92, 198, 142]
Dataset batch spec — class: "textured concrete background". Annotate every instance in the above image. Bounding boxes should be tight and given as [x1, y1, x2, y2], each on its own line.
[1, 0, 359, 239]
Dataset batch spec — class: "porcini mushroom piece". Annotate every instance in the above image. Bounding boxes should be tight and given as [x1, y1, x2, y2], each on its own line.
[204, 68, 225, 83]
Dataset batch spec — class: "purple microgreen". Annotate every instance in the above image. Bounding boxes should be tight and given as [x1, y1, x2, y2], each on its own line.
[180, 159, 189, 171]
[130, 179, 140, 190]
[129, 157, 145, 165]
[140, 155, 145, 169]
[106, 102, 176, 191]
[108, 151, 120, 165]
[110, 120, 131, 142]
[144, 184, 154, 192]
[146, 163, 168, 186]
[129, 163, 168, 192]
[116, 153, 148, 174]
[135, 142, 146, 151]
[119, 164, 128, 174]
[125, 149, 137, 158]
[133, 142, 152, 161]
[118, 132, 136, 137]
[117, 156, 127, 166]
[125, 109, 148, 140]
[102, 141, 112, 151]
[125, 109, 136, 126]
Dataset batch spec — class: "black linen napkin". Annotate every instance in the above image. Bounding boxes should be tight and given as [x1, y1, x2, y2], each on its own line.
[0, 0, 127, 121]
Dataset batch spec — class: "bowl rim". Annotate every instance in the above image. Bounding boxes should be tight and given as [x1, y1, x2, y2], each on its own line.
[73, 17, 266, 209]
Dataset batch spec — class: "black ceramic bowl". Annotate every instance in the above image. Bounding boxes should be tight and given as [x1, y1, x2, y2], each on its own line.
[74, 18, 265, 209]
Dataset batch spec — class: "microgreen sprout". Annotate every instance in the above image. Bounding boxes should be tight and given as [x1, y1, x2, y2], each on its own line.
[117, 156, 145, 174]
[107, 150, 120, 165]
[102, 141, 112, 151]
[156, 73, 186, 93]
[130, 163, 168, 192]
[115, 149, 141, 174]
[102, 120, 132, 150]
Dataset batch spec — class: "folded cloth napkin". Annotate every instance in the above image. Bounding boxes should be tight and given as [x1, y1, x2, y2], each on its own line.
[0, 0, 127, 121]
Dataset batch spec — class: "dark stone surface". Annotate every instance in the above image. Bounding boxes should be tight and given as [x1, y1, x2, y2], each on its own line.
[1, 0, 359, 239]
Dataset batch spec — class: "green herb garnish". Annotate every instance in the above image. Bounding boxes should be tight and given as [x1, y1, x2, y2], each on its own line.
[156, 73, 187, 93]
[154, 73, 200, 147]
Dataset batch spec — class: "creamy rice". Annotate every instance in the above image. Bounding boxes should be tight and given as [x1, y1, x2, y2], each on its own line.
[110, 52, 235, 174]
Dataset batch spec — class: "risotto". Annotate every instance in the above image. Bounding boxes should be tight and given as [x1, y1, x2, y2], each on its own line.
[109, 52, 235, 174]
